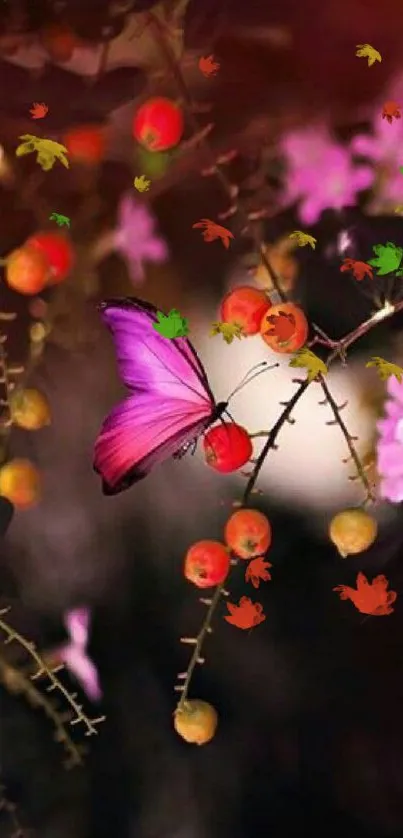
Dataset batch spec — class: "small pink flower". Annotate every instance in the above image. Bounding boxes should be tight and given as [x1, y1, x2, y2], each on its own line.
[281, 125, 374, 225]
[376, 376, 403, 502]
[54, 607, 102, 702]
[114, 194, 169, 284]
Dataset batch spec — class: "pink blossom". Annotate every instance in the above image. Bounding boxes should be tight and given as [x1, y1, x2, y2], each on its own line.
[280, 125, 374, 225]
[114, 194, 169, 284]
[54, 607, 102, 702]
[350, 72, 403, 203]
[376, 376, 403, 502]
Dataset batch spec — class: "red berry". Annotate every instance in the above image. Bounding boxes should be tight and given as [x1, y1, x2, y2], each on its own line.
[203, 423, 252, 473]
[132, 97, 184, 152]
[184, 540, 230, 588]
[220, 286, 272, 336]
[62, 125, 106, 164]
[26, 232, 74, 285]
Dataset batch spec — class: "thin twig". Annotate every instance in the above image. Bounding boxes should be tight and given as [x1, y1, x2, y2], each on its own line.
[0, 652, 83, 768]
[0, 781, 28, 838]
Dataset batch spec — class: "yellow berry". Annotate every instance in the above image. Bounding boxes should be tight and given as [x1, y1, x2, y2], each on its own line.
[0, 458, 41, 509]
[173, 699, 218, 745]
[10, 388, 51, 430]
[328, 508, 378, 558]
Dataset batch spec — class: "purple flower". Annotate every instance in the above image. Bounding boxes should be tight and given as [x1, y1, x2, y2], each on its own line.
[55, 607, 102, 702]
[114, 194, 169, 284]
[376, 376, 403, 502]
[280, 125, 374, 225]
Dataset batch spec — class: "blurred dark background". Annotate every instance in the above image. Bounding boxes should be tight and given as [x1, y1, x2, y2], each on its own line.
[1, 1, 403, 837]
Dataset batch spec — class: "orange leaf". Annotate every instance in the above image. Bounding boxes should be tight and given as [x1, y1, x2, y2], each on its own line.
[264, 310, 296, 342]
[224, 596, 266, 629]
[333, 572, 397, 616]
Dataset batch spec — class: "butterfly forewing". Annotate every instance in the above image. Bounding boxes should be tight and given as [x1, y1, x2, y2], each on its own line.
[94, 297, 221, 494]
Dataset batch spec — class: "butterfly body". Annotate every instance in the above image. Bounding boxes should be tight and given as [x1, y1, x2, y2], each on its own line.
[94, 297, 227, 495]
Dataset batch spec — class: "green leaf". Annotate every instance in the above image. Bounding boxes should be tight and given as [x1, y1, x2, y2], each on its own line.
[368, 242, 403, 275]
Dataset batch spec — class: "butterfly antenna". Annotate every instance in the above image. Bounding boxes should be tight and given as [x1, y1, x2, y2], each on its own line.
[227, 361, 279, 402]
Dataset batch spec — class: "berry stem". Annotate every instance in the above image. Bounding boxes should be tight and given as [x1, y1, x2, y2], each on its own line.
[175, 299, 403, 705]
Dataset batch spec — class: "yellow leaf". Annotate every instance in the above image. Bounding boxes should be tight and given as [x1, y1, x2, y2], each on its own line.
[134, 175, 151, 192]
[210, 321, 245, 344]
[366, 356, 403, 383]
[288, 231, 317, 249]
[289, 348, 328, 382]
[355, 43, 382, 66]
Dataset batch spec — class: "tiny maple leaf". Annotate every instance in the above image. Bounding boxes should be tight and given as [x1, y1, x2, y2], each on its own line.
[355, 43, 382, 66]
[198, 54, 220, 77]
[382, 101, 401, 123]
[192, 219, 234, 249]
[366, 356, 403, 383]
[152, 308, 189, 339]
[224, 596, 266, 630]
[263, 310, 296, 342]
[340, 258, 373, 281]
[49, 212, 70, 228]
[368, 242, 403, 275]
[289, 347, 328, 382]
[210, 321, 246, 344]
[289, 230, 317, 249]
[333, 572, 396, 616]
[30, 102, 48, 119]
[16, 135, 69, 171]
[245, 557, 272, 589]
[134, 175, 151, 192]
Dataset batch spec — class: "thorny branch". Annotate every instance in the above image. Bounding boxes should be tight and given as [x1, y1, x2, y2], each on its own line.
[0, 610, 105, 742]
[150, 14, 403, 706]
[0, 652, 84, 768]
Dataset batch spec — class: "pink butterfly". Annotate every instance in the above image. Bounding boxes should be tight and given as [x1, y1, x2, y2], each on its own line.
[93, 297, 227, 494]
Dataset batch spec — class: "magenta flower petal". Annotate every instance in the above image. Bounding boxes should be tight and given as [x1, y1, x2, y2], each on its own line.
[114, 193, 169, 285]
[281, 125, 375, 224]
[61, 646, 102, 702]
[376, 376, 403, 502]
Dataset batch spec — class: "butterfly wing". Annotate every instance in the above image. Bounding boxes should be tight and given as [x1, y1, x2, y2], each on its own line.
[94, 297, 219, 494]
[98, 297, 214, 400]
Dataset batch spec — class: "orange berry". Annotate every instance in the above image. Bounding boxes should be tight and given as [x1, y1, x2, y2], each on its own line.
[220, 286, 272, 336]
[329, 508, 378, 558]
[0, 459, 41, 509]
[260, 302, 309, 354]
[225, 508, 272, 559]
[174, 700, 218, 745]
[184, 540, 230, 588]
[5, 246, 49, 295]
[10, 388, 51, 431]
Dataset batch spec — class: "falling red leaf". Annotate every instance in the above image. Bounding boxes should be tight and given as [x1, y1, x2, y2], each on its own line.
[333, 572, 397, 616]
[224, 596, 266, 629]
[245, 557, 272, 589]
[381, 100, 401, 124]
[192, 219, 234, 249]
[340, 258, 373, 281]
[264, 310, 296, 342]
[30, 102, 49, 119]
[198, 55, 220, 78]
